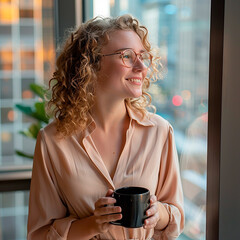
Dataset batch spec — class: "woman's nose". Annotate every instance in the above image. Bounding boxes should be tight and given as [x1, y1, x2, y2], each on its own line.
[132, 57, 148, 71]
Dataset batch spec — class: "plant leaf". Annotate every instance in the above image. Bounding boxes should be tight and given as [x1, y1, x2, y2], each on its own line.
[15, 104, 34, 116]
[30, 83, 46, 99]
[18, 122, 42, 139]
[28, 123, 42, 138]
[15, 150, 34, 159]
[33, 102, 49, 123]
[19, 130, 34, 138]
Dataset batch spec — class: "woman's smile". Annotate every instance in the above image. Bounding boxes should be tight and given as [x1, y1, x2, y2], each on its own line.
[125, 77, 142, 86]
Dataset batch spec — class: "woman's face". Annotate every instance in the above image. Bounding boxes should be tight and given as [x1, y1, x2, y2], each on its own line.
[96, 30, 148, 101]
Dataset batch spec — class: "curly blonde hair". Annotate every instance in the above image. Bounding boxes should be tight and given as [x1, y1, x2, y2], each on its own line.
[47, 14, 159, 137]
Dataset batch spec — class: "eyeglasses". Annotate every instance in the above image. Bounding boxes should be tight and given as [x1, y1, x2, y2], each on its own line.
[103, 49, 152, 68]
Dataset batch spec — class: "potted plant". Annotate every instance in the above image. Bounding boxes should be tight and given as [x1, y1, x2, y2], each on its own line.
[15, 83, 50, 159]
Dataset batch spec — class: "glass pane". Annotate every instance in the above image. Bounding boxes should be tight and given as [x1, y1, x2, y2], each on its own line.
[1, 77, 13, 99]
[92, 0, 210, 239]
[0, 0, 55, 167]
[0, 191, 29, 240]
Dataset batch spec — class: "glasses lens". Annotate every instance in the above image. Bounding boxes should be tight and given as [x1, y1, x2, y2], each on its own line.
[122, 50, 135, 67]
[141, 52, 152, 68]
[122, 50, 152, 68]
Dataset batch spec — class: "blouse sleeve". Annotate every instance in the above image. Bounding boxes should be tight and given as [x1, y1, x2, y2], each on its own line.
[153, 124, 185, 240]
[27, 130, 77, 240]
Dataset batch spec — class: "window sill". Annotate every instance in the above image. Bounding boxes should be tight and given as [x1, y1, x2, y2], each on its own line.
[0, 165, 32, 192]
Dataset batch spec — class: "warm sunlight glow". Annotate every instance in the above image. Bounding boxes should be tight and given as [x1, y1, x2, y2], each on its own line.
[0, 4, 18, 23]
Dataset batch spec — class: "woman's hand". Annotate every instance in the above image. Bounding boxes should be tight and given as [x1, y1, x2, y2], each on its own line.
[92, 189, 122, 234]
[143, 195, 169, 230]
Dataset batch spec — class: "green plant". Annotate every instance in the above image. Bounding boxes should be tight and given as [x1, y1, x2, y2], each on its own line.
[15, 83, 50, 159]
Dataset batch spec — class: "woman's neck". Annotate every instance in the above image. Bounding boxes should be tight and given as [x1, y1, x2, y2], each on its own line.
[91, 98, 128, 133]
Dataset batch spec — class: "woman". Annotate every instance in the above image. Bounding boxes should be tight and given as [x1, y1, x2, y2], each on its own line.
[27, 15, 184, 240]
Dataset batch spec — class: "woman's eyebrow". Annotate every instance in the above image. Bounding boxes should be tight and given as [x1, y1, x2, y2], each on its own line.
[114, 47, 131, 52]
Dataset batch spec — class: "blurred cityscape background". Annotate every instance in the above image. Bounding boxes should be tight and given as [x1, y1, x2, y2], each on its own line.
[0, 0, 210, 239]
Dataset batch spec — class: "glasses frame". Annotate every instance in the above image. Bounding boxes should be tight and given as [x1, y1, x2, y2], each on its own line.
[102, 49, 153, 68]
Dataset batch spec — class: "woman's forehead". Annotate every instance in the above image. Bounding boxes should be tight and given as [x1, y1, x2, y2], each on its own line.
[102, 30, 145, 52]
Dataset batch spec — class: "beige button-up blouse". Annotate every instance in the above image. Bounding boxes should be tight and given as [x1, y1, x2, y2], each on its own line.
[27, 107, 184, 240]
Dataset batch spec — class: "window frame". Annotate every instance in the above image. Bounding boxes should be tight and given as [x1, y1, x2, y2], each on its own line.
[0, 165, 31, 191]
[0, 0, 225, 239]
[206, 0, 224, 239]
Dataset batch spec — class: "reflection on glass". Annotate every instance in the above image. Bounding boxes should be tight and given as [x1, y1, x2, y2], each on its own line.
[93, 0, 210, 239]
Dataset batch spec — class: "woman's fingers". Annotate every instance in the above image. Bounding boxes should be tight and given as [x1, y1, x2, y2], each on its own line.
[94, 196, 116, 208]
[105, 189, 114, 197]
[146, 202, 158, 217]
[144, 213, 159, 227]
[144, 195, 160, 229]
[92, 189, 122, 234]
[94, 205, 121, 216]
[95, 212, 122, 224]
[150, 195, 157, 204]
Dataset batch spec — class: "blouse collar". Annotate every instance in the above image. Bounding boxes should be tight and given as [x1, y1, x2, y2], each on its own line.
[126, 104, 155, 127]
[81, 104, 155, 139]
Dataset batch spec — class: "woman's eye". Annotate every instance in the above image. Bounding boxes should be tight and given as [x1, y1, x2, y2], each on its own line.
[123, 54, 131, 59]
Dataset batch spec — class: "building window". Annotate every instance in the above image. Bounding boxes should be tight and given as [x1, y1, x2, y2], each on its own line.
[0, 0, 55, 239]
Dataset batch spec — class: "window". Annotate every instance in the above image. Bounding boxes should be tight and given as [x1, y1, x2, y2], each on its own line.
[91, 0, 211, 239]
[0, 0, 55, 239]
[0, 0, 226, 239]
[0, 0, 55, 165]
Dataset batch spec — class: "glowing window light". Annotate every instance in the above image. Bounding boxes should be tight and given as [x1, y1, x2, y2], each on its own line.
[1, 132, 11, 142]
[0, 4, 18, 24]
[172, 95, 183, 106]
[181, 90, 191, 100]
[7, 110, 16, 121]
[22, 90, 33, 99]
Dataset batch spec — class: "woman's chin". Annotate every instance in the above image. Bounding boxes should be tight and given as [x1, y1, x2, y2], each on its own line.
[129, 91, 143, 99]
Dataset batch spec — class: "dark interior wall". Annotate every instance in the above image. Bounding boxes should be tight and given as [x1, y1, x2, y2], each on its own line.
[219, 0, 240, 239]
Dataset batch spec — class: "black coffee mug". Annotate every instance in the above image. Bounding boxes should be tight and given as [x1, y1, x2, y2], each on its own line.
[110, 186, 150, 228]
